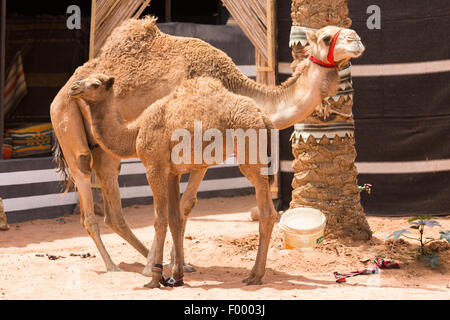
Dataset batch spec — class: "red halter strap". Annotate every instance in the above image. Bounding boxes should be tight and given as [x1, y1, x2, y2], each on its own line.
[309, 28, 342, 68]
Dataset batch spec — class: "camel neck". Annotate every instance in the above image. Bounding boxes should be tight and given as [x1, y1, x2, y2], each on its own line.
[87, 96, 139, 158]
[231, 68, 301, 119]
[228, 59, 337, 130]
[269, 61, 338, 130]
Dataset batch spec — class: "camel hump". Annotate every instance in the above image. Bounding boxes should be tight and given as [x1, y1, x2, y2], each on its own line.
[98, 16, 160, 56]
[140, 15, 158, 30]
[174, 76, 226, 97]
[115, 15, 158, 35]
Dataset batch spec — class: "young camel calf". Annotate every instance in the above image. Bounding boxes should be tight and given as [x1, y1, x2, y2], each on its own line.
[68, 75, 278, 288]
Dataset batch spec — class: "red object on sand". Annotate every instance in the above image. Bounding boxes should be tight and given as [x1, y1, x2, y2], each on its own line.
[334, 258, 400, 283]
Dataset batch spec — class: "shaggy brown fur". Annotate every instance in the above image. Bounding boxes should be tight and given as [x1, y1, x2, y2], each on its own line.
[69, 75, 278, 287]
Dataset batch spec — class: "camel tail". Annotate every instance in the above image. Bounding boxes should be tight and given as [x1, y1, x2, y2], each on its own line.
[52, 132, 74, 195]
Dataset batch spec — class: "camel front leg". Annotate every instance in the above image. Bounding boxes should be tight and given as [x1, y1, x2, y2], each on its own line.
[92, 147, 149, 258]
[239, 165, 277, 285]
[143, 168, 169, 289]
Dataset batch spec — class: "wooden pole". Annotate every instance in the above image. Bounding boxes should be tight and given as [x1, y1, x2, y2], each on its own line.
[0, 0, 6, 154]
[266, 0, 276, 74]
[89, 0, 97, 59]
[133, 0, 152, 19]
[267, 0, 279, 199]
[95, 0, 121, 33]
[255, 0, 278, 199]
[165, 0, 171, 22]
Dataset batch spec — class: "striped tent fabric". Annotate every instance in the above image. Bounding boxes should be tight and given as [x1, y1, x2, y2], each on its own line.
[348, 0, 450, 216]
[0, 156, 255, 224]
[7, 123, 53, 158]
[3, 51, 27, 117]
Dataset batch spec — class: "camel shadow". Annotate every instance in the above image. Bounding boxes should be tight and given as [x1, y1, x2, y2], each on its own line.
[119, 262, 147, 274]
[118, 261, 448, 293]
[119, 261, 338, 291]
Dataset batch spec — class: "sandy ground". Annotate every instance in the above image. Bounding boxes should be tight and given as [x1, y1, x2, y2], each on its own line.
[0, 195, 449, 300]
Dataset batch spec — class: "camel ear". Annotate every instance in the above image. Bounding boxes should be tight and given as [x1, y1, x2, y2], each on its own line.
[305, 30, 318, 44]
[105, 77, 115, 89]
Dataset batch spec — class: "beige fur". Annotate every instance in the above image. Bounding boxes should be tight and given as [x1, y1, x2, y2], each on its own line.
[50, 16, 364, 272]
[69, 75, 277, 287]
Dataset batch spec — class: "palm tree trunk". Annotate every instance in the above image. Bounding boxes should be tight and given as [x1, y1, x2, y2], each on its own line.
[289, 0, 372, 240]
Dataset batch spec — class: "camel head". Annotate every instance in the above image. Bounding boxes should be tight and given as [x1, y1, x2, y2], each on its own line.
[68, 74, 115, 102]
[305, 26, 365, 69]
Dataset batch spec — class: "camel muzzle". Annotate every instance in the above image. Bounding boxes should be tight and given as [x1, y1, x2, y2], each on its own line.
[349, 43, 365, 58]
[68, 83, 83, 97]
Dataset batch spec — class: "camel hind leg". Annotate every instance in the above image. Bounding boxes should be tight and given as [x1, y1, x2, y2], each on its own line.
[168, 168, 208, 273]
[239, 164, 277, 285]
[72, 165, 121, 272]
[51, 98, 119, 272]
[167, 173, 185, 285]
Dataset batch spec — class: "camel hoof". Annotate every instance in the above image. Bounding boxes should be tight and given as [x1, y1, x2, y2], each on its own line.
[242, 275, 262, 286]
[245, 279, 263, 286]
[144, 280, 161, 289]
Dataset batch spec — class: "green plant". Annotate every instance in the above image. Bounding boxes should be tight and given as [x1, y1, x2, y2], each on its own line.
[385, 216, 450, 268]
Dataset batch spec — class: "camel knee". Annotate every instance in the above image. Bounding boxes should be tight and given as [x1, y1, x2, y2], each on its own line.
[82, 214, 99, 233]
[180, 196, 197, 217]
[168, 216, 183, 235]
[259, 207, 277, 224]
[104, 215, 127, 232]
[154, 216, 168, 232]
[77, 153, 92, 175]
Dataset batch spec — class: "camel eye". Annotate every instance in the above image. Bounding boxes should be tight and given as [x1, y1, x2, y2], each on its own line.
[91, 83, 100, 89]
[322, 36, 332, 45]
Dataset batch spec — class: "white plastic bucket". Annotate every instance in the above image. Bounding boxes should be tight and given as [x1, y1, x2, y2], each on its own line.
[278, 208, 326, 249]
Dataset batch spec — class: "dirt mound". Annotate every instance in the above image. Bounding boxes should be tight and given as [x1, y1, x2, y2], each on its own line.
[220, 229, 285, 254]
[428, 241, 450, 252]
